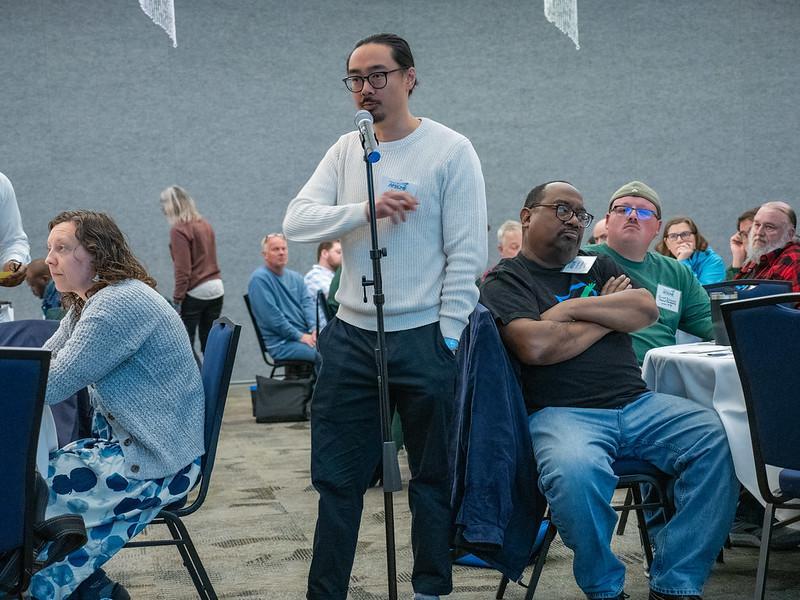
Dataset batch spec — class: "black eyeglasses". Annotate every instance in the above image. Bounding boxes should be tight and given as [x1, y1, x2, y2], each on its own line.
[533, 203, 594, 228]
[343, 68, 405, 93]
[610, 205, 658, 221]
[665, 231, 694, 242]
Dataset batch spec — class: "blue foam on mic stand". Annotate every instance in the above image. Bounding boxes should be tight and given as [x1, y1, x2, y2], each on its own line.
[367, 150, 380, 163]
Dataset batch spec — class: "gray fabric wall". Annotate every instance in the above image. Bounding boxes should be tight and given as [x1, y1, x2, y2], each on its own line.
[1, 0, 798, 380]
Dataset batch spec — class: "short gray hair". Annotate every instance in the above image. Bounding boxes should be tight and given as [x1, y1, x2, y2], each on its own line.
[497, 220, 522, 244]
[759, 201, 796, 229]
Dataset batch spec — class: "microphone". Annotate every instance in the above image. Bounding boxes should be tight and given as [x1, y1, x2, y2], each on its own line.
[354, 110, 381, 163]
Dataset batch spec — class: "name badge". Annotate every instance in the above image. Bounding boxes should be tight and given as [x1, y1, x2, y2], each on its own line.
[561, 255, 596, 274]
[656, 284, 681, 313]
[379, 175, 418, 198]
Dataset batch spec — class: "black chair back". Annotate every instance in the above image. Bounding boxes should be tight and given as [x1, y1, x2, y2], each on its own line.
[704, 279, 792, 299]
[722, 293, 800, 503]
[179, 317, 240, 517]
[242, 293, 271, 365]
[316, 290, 335, 324]
[0, 347, 50, 596]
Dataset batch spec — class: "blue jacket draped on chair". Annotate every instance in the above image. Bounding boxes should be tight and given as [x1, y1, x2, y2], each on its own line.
[449, 303, 545, 582]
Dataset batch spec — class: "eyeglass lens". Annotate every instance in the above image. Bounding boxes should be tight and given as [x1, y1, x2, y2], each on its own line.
[344, 71, 388, 92]
[613, 206, 656, 220]
[553, 204, 593, 227]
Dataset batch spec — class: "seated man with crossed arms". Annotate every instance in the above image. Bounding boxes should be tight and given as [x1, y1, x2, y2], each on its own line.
[480, 180, 737, 600]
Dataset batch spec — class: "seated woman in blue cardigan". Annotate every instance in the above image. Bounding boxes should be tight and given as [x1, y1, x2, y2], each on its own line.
[29, 210, 205, 600]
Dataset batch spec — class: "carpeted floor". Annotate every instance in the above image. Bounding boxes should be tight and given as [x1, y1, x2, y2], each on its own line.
[106, 383, 800, 599]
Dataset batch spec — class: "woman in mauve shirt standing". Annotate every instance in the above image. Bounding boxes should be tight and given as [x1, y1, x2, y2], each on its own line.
[160, 185, 224, 354]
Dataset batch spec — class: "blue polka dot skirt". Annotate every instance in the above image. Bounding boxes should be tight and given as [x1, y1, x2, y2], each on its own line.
[29, 413, 201, 599]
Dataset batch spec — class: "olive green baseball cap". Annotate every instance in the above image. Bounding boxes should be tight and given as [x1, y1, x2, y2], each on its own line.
[608, 181, 662, 219]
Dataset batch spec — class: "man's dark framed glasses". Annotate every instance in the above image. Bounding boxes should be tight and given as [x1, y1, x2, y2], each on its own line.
[535, 203, 594, 228]
[343, 68, 405, 93]
[610, 205, 658, 221]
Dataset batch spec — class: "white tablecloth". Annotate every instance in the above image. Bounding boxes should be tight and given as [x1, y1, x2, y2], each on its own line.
[37, 406, 58, 475]
[642, 342, 791, 517]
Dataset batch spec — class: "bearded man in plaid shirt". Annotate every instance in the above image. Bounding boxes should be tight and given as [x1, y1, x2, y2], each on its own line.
[733, 201, 800, 291]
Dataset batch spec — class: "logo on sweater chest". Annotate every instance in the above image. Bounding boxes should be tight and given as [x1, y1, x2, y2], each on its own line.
[379, 175, 418, 198]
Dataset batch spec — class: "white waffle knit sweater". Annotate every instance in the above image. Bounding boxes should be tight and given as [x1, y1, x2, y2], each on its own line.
[283, 118, 487, 340]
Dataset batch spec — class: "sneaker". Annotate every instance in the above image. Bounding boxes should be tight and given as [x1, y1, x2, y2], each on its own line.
[729, 519, 800, 550]
[413, 594, 439, 600]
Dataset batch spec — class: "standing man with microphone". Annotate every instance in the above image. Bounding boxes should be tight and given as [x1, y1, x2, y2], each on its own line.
[283, 33, 487, 600]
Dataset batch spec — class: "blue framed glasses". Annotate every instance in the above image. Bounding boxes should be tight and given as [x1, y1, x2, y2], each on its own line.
[610, 205, 658, 221]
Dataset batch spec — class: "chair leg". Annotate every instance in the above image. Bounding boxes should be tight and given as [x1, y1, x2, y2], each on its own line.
[496, 521, 556, 599]
[616, 488, 634, 535]
[754, 502, 776, 600]
[495, 575, 509, 599]
[162, 512, 218, 600]
[631, 485, 654, 572]
[524, 522, 557, 600]
[163, 515, 206, 596]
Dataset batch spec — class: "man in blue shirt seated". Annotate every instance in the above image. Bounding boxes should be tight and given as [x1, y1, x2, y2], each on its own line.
[480, 181, 738, 600]
[248, 233, 318, 364]
[25, 258, 65, 319]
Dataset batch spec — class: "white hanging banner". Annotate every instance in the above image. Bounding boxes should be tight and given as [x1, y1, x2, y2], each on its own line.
[139, 0, 177, 47]
[544, 0, 579, 50]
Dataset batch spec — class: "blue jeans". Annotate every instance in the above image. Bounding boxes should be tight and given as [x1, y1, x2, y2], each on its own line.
[528, 392, 738, 599]
[307, 318, 457, 599]
[269, 339, 320, 365]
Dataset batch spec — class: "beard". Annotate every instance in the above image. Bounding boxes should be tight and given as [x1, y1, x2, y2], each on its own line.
[369, 107, 385, 124]
[746, 232, 792, 263]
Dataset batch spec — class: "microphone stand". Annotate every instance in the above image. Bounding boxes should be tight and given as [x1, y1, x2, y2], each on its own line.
[359, 134, 402, 600]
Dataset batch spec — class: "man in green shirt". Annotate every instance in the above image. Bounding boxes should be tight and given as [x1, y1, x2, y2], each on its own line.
[586, 181, 713, 363]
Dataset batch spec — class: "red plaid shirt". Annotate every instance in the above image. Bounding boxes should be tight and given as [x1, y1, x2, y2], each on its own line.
[736, 241, 800, 292]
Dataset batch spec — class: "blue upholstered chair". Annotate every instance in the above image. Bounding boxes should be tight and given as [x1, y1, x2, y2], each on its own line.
[703, 279, 792, 299]
[722, 293, 800, 600]
[0, 347, 51, 597]
[124, 317, 241, 600]
[0, 320, 93, 446]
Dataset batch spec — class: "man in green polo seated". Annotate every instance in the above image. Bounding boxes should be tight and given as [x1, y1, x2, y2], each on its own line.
[585, 181, 712, 363]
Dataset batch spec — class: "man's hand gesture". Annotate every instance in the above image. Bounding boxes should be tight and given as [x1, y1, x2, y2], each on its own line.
[366, 191, 418, 224]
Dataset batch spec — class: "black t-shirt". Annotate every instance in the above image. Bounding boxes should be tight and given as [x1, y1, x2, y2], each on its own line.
[480, 251, 648, 412]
